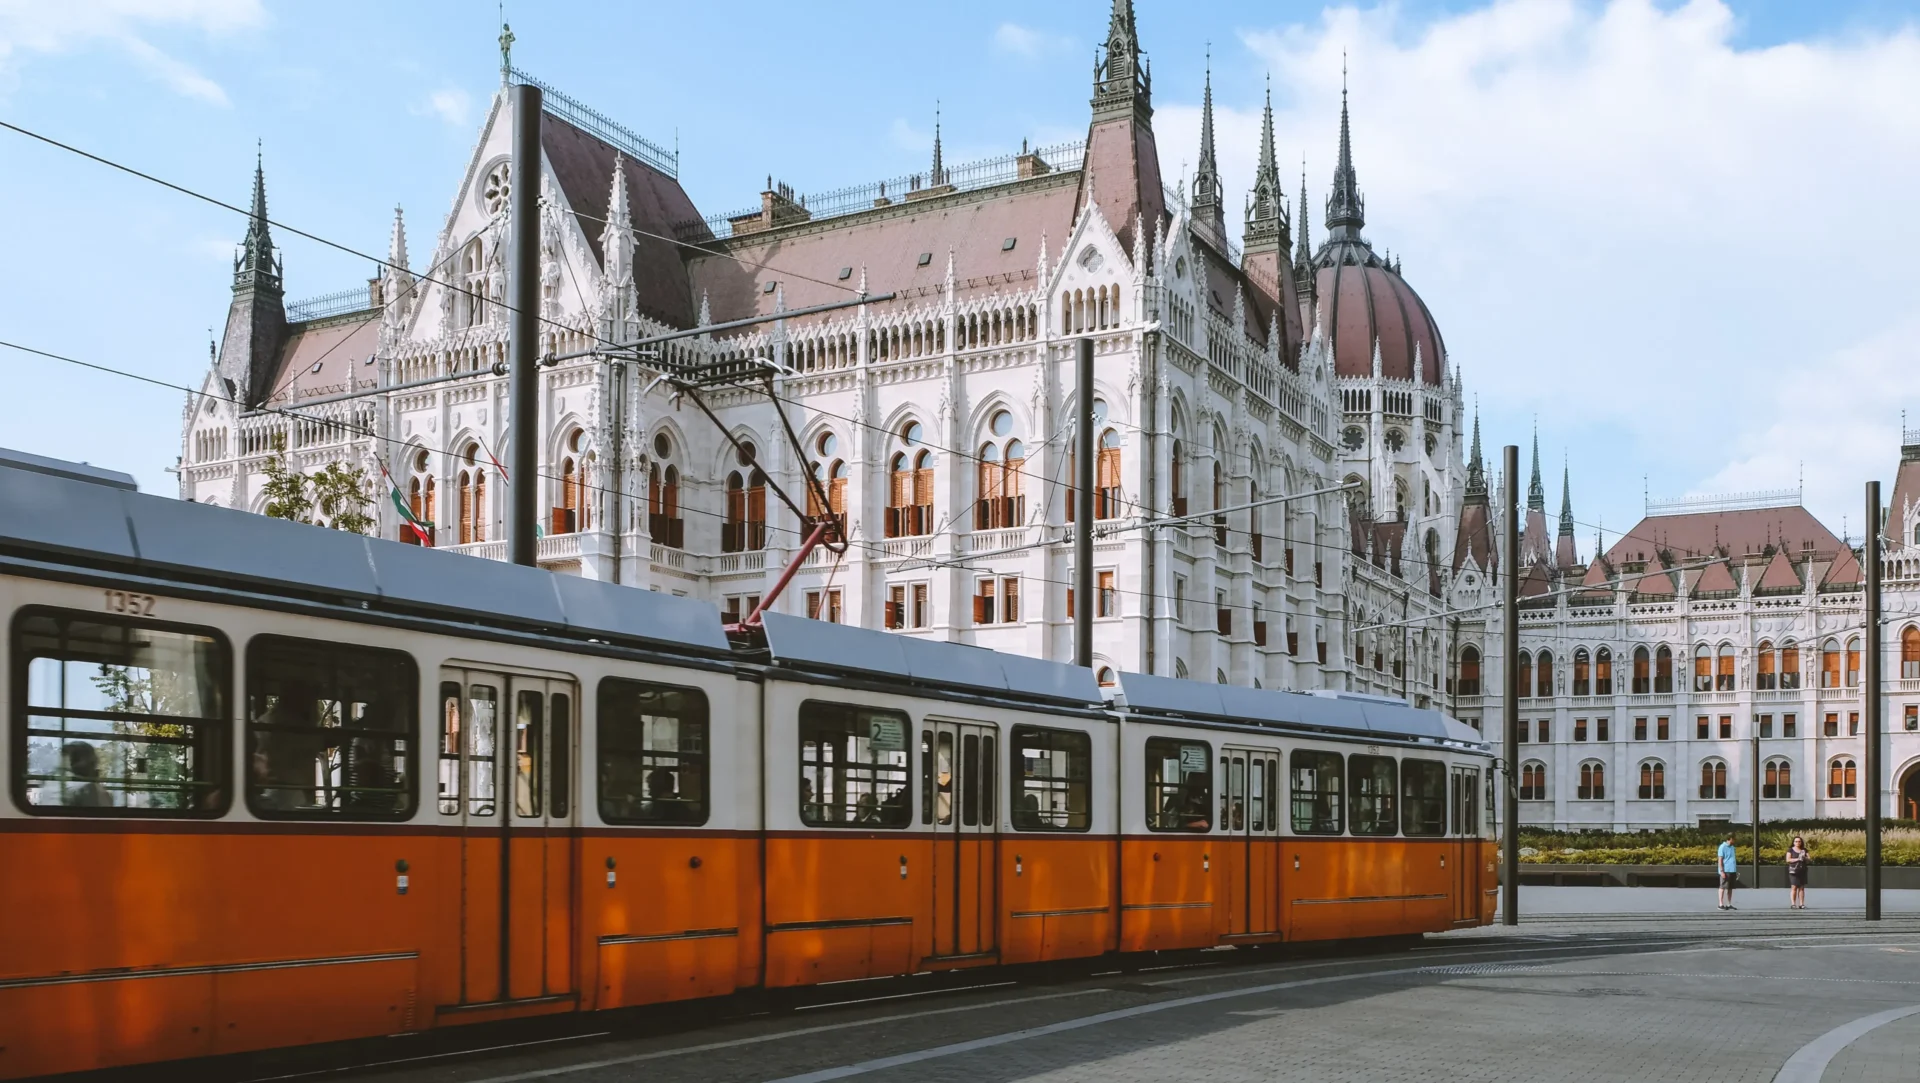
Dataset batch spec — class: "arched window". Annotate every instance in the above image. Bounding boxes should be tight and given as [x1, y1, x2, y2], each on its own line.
[1170, 439, 1187, 516]
[1693, 644, 1713, 692]
[1828, 758, 1858, 799]
[887, 452, 912, 537]
[1904, 626, 1920, 680]
[1637, 760, 1666, 800]
[1519, 761, 1547, 801]
[647, 462, 682, 549]
[1573, 648, 1592, 697]
[1846, 637, 1862, 687]
[1757, 640, 1776, 690]
[1096, 429, 1122, 520]
[1655, 645, 1674, 693]
[1516, 651, 1533, 700]
[1699, 759, 1728, 800]
[1212, 460, 1228, 546]
[1458, 646, 1482, 696]
[975, 442, 1003, 529]
[1779, 641, 1800, 688]
[1096, 666, 1116, 688]
[1174, 658, 1189, 680]
[1716, 644, 1736, 691]
[1595, 647, 1613, 696]
[1578, 761, 1606, 800]
[1216, 668, 1228, 685]
[1821, 638, 1841, 689]
[1763, 758, 1793, 800]
[456, 442, 485, 545]
[721, 468, 766, 552]
[1632, 646, 1651, 694]
[1536, 650, 1554, 699]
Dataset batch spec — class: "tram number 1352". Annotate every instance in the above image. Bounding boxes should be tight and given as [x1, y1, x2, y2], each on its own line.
[103, 589, 158, 616]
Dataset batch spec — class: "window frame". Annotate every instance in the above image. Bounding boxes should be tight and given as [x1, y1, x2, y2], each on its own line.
[244, 633, 419, 822]
[1348, 753, 1398, 837]
[798, 699, 913, 829]
[1143, 735, 1211, 833]
[597, 676, 712, 826]
[11, 606, 233, 819]
[1289, 748, 1344, 835]
[1009, 723, 1093, 833]
[1400, 758, 1447, 837]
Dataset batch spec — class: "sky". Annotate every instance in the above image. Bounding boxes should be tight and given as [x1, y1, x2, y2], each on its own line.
[1, 0, 1917, 551]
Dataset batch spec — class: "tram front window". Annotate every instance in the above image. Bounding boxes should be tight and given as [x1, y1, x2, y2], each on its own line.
[245, 636, 417, 820]
[799, 701, 911, 827]
[14, 608, 229, 816]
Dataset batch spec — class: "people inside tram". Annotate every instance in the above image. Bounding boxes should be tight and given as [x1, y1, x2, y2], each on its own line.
[252, 684, 324, 811]
[643, 766, 694, 822]
[59, 742, 110, 808]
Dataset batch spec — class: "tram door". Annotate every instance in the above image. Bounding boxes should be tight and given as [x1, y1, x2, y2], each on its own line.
[1221, 748, 1282, 936]
[928, 721, 998, 959]
[440, 668, 578, 1005]
[1450, 766, 1480, 924]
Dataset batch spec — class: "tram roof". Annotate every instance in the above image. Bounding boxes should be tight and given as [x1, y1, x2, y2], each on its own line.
[760, 610, 1104, 707]
[0, 453, 731, 655]
[1112, 670, 1486, 747]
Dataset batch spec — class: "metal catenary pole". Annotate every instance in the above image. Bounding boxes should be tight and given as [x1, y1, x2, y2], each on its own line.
[1502, 444, 1520, 926]
[506, 83, 542, 568]
[1865, 480, 1883, 920]
[1074, 336, 1095, 669]
[1752, 725, 1761, 883]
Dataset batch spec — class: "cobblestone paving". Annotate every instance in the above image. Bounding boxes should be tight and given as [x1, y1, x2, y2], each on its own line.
[352, 896, 1920, 1083]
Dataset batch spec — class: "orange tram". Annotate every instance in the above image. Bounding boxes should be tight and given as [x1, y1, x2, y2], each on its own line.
[0, 450, 1496, 1079]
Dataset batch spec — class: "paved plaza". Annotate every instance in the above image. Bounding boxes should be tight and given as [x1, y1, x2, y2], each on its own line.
[269, 888, 1920, 1083]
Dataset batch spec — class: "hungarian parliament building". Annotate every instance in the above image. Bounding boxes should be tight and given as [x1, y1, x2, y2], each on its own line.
[177, 4, 1920, 829]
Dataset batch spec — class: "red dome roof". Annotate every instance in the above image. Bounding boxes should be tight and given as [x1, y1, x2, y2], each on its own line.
[1313, 258, 1445, 386]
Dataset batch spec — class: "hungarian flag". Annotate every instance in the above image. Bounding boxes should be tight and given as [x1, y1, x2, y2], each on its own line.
[378, 459, 434, 544]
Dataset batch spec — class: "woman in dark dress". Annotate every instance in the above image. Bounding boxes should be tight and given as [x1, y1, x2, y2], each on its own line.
[1785, 835, 1810, 909]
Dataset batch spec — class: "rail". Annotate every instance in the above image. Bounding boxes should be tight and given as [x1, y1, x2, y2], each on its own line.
[287, 287, 376, 322]
[508, 67, 676, 178]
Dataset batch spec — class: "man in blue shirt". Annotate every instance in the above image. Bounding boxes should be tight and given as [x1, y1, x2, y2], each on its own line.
[1717, 835, 1738, 910]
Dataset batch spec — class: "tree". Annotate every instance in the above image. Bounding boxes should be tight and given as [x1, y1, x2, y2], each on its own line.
[260, 433, 374, 534]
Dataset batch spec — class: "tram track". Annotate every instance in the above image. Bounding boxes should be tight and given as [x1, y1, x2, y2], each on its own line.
[203, 928, 1773, 1083]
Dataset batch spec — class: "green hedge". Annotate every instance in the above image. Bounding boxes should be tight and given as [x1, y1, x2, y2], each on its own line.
[1518, 821, 1920, 866]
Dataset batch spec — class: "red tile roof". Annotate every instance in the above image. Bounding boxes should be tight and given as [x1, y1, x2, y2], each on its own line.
[1602, 505, 1844, 566]
[1755, 547, 1802, 592]
[1312, 261, 1444, 385]
[1692, 559, 1739, 595]
[543, 115, 702, 329]
[1822, 545, 1861, 588]
[266, 312, 382, 406]
[688, 176, 1078, 324]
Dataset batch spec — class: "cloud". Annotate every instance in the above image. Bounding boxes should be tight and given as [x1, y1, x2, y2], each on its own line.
[413, 86, 472, 130]
[993, 22, 1069, 59]
[1159, 0, 1920, 532]
[0, 0, 261, 105]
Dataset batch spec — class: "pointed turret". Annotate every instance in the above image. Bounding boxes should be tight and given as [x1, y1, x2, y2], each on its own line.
[1465, 409, 1486, 498]
[380, 205, 414, 333]
[1293, 163, 1315, 301]
[600, 155, 637, 323]
[1242, 76, 1289, 256]
[215, 149, 286, 407]
[1324, 63, 1366, 244]
[1555, 461, 1579, 571]
[1075, 0, 1164, 255]
[1190, 52, 1225, 242]
[1527, 428, 1545, 512]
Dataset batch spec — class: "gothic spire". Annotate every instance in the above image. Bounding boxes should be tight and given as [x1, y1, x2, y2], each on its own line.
[1559, 464, 1577, 538]
[1190, 48, 1224, 239]
[1324, 58, 1367, 243]
[1466, 408, 1486, 498]
[1092, 0, 1150, 122]
[1242, 75, 1288, 254]
[1527, 425, 1546, 512]
[234, 147, 280, 293]
[381, 205, 413, 330]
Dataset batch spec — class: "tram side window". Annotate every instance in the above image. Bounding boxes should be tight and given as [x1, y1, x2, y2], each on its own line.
[1144, 736, 1211, 831]
[1401, 759, 1448, 837]
[1290, 749, 1344, 835]
[599, 678, 709, 825]
[800, 701, 911, 827]
[246, 635, 416, 820]
[1349, 754, 1398, 836]
[1011, 724, 1091, 831]
[14, 609, 230, 816]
